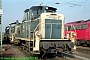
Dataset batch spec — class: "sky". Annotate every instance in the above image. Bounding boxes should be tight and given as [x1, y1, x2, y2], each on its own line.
[2, 0, 90, 32]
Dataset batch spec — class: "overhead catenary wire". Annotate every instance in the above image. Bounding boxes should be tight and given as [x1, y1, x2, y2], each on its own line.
[63, 0, 89, 19]
[60, 0, 88, 12]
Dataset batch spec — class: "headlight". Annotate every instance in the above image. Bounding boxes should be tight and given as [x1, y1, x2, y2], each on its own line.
[43, 42, 49, 49]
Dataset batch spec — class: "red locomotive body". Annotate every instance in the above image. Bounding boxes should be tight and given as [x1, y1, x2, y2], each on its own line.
[65, 19, 90, 46]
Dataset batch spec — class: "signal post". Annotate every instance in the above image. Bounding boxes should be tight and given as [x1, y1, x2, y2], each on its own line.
[0, 0, 2, 49]
[0, 0, 4, 54]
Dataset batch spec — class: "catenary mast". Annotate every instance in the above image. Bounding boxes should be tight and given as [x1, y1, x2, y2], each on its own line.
[0, 0, 2, 49]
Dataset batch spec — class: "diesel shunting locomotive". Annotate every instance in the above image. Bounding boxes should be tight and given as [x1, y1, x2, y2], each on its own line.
[4, 5, 74, 58]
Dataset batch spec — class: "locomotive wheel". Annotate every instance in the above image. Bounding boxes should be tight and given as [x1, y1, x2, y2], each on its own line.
[39, 48, 47, 59]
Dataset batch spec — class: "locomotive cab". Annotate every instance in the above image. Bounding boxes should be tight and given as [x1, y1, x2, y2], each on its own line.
[3, 26, 10, 43]
[30, 6, 57, 20]
[9, 20, 19, 43]
[27, 6, 74, 56]
[5, 26, 9, 34]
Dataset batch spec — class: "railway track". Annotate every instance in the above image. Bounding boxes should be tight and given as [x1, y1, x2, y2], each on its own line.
[2, 44, 90, 60]
[76, 46, 90, 55]
[12, 44, 90, 60]
[11, 44, 29, 56]
[11, 44, 69, 60]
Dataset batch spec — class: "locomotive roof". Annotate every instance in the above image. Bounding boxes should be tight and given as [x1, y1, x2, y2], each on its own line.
[6, 26, 9, 28]
[66, 20, 84, 24]
[30, 6, 57, 11]
[9, 22, 16, 25]
[24, 6, 57, 13]
[9, 22, 21, 25]
[24, 9, 29, 12]
[65, 19, 90, 26]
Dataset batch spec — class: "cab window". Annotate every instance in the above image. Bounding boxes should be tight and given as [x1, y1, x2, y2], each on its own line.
[68, 26, 71, 31]
[71, 26, 76, 30]
[82, 24, 88, 29]
[76, 25, 82, 30]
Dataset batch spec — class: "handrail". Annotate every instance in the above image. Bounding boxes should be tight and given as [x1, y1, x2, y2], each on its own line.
[32, 22, 62, 48]
[33, 23, 40, 48]
[34, 23, 40, 32]
[50, 24, 52, 39]
[33, 23, 62, 40]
